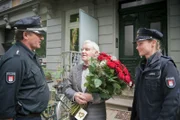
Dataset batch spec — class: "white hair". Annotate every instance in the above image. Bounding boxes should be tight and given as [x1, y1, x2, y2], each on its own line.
[83, 40, 100, 53]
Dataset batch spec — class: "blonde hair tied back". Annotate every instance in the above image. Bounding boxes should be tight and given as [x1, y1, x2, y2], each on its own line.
[155, 39, 162, 52]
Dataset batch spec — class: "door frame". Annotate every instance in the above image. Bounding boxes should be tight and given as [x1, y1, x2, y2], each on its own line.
[119, 1, 167, 57]
[118, 1, 167, 79]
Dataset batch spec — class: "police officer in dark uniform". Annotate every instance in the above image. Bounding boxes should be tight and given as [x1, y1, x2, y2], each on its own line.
[0, 16, 50, 120]
[131, 28, 180, 120]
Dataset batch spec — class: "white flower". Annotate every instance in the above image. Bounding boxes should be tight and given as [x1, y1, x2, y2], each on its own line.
[111, 56, 117, 60]
[99, 60, 106, 67]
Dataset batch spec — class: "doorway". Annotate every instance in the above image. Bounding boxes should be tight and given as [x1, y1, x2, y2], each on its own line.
[118, 1, 167, 80]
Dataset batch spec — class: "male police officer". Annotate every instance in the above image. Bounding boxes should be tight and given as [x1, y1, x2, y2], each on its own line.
[131, 28, 180, 120]
[0, 16, 49, 120]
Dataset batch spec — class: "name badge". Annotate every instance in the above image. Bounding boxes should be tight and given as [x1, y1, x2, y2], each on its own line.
[75, 108, 88, 120]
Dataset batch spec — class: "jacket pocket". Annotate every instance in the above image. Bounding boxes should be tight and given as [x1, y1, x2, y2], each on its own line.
[145, 70, 161, 91]
[31, 66, 45, 87]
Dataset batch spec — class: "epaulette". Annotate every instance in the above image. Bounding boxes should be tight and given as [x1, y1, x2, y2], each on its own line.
[161, 55, 172, 60]
[161, 55, 176, 67]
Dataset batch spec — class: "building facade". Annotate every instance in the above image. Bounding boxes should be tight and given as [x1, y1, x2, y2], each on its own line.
[0, 0, 179, 77]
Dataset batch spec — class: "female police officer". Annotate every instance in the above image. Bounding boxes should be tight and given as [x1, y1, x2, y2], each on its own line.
[0, 16, 49, 120]
[131, 28, 180, 120]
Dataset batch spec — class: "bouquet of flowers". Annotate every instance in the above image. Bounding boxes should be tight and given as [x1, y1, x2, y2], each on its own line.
[84, 52, 133, 99]
[69, 52, 133, 119]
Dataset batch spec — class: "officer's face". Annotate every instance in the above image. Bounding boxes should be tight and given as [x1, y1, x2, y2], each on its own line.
[81, 43, 98, 65]
[23, 31, 44, 50]
[136, 40, 156, 59]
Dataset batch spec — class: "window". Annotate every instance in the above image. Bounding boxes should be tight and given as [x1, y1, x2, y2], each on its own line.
[124, 25, 134, 56]
[65, 10, 80, 51]
[70, 28, 79, 51]
[70, 13, 79, 23]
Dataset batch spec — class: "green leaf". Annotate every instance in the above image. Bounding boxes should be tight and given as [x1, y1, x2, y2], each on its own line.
[113, 83, 121, 89]
[108, 78, 116, 82]
[113, 83, 121, 94]
[100, 93, 111, 99]
[88, 65, 94, 72]
[111, 76, 118, 79]
[94, 79, 102, 88]
[110, 69, 114, 74]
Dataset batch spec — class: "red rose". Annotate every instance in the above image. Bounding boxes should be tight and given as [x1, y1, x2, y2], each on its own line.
[124, 75, 131, 83]
[98, 55, 105, 61]
[104, 56, 111, 61]
[107, 61, 116, 69]
[115, 66, 123, 74]
[118, 71, 132, 84]
[100, 52, 109, 57]
[98, 52, 133, 86]
[123, 67, 129, 75]
[99, 52, 111, 60]
[98, 53, 111, 61]
[118, 72, 125, 80]
[114, 60, 121, 66]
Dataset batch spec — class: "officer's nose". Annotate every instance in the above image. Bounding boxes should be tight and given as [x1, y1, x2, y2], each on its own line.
[40, 35, 44, 40]
[136, 45, 138, 49]
[41, 36, 44, 40]
[136, 44, 140, 50]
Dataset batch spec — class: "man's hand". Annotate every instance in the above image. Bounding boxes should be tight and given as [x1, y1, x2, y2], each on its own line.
[74, 92, 87, 104]
[81, 93, 93, 102]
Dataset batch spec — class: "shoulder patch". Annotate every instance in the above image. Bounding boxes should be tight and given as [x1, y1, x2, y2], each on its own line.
[6, 72, 16, 84]
[165, 77, 176, 88]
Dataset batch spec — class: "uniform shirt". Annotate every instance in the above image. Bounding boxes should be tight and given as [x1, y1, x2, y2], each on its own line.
[0, 42, 49, 119]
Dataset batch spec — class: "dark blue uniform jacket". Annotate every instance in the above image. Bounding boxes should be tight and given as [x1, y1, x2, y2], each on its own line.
[131, 52, 180, 120]
[0, 42, 49, 119]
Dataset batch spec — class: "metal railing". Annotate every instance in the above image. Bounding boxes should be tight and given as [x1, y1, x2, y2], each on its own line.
[42, 51, 81, 120]
[61, 51, 81, 78]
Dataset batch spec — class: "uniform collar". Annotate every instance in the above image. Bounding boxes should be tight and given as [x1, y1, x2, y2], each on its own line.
[139, 52, 162, 71]
[16, 41, 36, 59]
[146, 53, 156, 65]
[147, 52, 162, 66]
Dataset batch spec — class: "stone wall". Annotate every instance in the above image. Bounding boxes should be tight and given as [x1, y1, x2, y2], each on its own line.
[168, 0, 180, 70]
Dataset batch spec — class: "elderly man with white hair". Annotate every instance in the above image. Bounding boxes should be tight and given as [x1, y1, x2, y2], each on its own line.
[64, 40, 107, 120]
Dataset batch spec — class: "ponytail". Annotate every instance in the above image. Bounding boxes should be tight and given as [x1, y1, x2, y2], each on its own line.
[156, 39, 162, 52]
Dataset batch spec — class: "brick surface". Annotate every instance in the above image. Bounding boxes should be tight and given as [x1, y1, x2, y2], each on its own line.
[106, 108, 131, 120]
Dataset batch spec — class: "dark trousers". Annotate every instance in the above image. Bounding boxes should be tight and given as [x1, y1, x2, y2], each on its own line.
[70, 115, 77, 120]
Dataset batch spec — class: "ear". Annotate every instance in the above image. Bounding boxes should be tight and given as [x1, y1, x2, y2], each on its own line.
[94, 51, 99, 57]
[152, 39, 157, 45]
[150, 39, 157, 48]
[23, 31, 29, 40]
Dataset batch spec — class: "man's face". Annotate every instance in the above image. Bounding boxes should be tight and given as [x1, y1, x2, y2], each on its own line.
[23, 31, 44, 50]
[81, 43, 97, 64]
